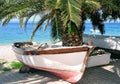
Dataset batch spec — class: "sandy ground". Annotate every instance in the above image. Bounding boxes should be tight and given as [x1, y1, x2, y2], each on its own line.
[0, 45, 17, 62]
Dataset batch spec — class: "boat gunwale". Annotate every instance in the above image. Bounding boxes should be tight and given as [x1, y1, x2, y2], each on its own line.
[12, 42, 92, 83]
[12, 45, 89, 55]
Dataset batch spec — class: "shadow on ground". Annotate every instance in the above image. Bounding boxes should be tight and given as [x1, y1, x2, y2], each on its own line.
[78, 59, 120, 84]
[0, 70, 67, 84]
[0, 59, 120, 84]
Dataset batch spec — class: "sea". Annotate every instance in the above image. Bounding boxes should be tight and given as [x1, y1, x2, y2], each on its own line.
[0, 22, 120, 45]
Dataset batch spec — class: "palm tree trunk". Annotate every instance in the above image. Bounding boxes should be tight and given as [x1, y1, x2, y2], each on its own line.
[62, 32, 83, 46]
[62, 13, 85, 46]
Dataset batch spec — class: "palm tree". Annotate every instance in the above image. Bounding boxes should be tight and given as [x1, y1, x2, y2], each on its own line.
[0, 0, 100, 46]
[0, 0, 119, 46]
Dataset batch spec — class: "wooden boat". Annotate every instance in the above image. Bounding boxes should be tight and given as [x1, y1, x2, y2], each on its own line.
[83, 34, 120, 51]
[12, 42, 91, 83]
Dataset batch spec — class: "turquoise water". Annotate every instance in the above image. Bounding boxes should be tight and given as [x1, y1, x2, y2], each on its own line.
[84, 22, 120, 36]
[0, 22, 120, 45]
[0, 23, 51, 45]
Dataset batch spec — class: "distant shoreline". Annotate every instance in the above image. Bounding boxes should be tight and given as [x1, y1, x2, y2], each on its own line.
[0, 22, 120, 46]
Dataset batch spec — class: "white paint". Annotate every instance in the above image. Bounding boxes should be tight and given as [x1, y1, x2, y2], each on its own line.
[87, 53, 111, 68]
[15, 51, 87, 71]
[83, 34, 120, 50]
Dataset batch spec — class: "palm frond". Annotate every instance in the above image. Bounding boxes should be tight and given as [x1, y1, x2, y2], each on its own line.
[45, 0, 61, 9]
[50, 11, 63, 40]
[61, 0, 82, 28]
[82, 0, 100, 13]
[0, 0, 44, 25]
[43, 18, 50, 32]
[30, 11, 55, 42]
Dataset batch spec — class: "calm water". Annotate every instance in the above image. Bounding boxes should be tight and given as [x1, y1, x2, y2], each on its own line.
[0, 23, 51, 45]
[0, 22, 120, 45]
[84, 22, 120, 36]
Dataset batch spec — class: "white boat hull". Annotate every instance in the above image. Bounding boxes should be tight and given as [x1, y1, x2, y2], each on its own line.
[15, 52, 87, 71]
[83, 34, 120, 50]
[87, 53, 111, 68]
[12, 42, 91, 83]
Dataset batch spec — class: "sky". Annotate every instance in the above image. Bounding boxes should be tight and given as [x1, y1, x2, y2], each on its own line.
[10, 15, 41, 23]
[7, 15, 120, 23]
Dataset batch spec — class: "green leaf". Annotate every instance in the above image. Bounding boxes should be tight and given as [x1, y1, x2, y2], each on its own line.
[61, 0, 82, 28]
